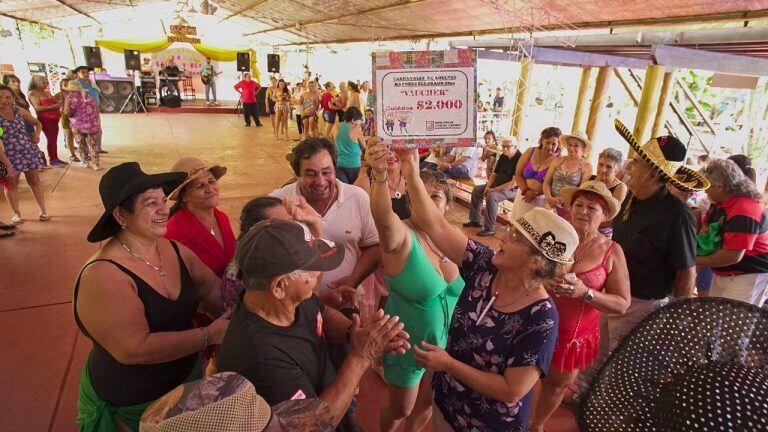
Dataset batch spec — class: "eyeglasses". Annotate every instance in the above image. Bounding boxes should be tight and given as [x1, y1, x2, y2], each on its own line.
[501, 145, 512, 149]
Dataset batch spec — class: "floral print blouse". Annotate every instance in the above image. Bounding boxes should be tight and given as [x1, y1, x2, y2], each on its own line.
[432, 239, 558, 432]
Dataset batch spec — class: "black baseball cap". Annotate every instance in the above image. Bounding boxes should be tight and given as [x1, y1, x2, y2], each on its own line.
[73, 66, 92, 74]
[236, 219, 344, 288]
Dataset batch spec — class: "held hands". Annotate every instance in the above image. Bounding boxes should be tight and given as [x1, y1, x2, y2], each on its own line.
[365, 137, 389, 175]
[544, 273, 588, 299]
[523, 188, 539, 203]
[323, 276, 359, 309]
[413, 341, 454, 372]
[350, 309, 410, 362]
[206, 307, 234, 345]
[284, 195, 321, 228]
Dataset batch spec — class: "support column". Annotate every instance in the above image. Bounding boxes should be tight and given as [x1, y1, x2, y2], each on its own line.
[632, 65, 666, 154]
[651, 70, 676, 138]
[585, 66, 613, 158]
[572, 67, 593, 132]
[510, 57, 533, 139]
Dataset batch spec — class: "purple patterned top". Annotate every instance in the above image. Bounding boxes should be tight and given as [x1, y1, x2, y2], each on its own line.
[433, 239, 558, 432]
[67, 92, 101, 134]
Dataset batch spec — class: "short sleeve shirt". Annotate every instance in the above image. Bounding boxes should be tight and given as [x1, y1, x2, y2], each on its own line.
[492, 150, 522, 188]
[432, 239, 558, 431]
[200, 64, 215, 78]
[217, 295, 335, 405]
[613, 187, 697, 299]
[707, 196, 768, 275]
[451, 147, 480, 175]
[320, 92, 335, 111]
[235, 80, 260, 103]
[271, 180, 379, 294]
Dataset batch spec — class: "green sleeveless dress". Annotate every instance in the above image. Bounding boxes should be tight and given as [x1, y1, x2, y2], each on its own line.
[383, 230, 465, 387]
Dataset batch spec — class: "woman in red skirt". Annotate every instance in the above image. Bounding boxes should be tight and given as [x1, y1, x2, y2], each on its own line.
[530, 181, 631, 432]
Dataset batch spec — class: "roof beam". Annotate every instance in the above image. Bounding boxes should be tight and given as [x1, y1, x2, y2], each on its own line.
[477, 47, 652, 69]
[0, 12, 63, 31]
[219, 0, 271, 22]
[244, 0, 429, 36]
[276, 9, 768, 46]
[651, 44, 768, 76]
[53, 0, 102, 24]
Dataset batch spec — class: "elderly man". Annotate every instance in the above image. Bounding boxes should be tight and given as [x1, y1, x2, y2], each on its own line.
[270, 137, 380, 308]
[463, 136, 521, 237]
[216, 219, 408, 430]
[435, 145, 480, 180]
[612, 123, 704, 340]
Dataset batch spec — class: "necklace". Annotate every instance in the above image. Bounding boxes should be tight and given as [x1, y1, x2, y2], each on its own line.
[533, 150, 555, 170]
[573, 234, 600, 263]
[320, 184, 337, 217]
[119, 239, 166, 276]
[209, 227, 215, 236]
[388, 172, 404, 199]
[476, 280, 537, 324]
[413, 225, 449, 263]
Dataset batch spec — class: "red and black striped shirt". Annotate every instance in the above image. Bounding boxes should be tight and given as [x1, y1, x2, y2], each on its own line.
[707, 196, 768, 275]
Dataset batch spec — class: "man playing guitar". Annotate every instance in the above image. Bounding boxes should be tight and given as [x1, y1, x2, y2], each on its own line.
[200, 57, 221, 106]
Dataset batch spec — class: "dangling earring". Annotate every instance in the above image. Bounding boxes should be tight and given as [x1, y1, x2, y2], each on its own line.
[120, 222, 127, 229]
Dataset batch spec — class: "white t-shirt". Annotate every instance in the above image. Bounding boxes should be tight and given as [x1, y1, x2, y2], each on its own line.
[270, 180, 379, 294]
[451, 146, 480, 174]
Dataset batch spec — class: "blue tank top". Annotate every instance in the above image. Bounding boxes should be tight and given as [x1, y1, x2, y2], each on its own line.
[335, 122, 362, 168]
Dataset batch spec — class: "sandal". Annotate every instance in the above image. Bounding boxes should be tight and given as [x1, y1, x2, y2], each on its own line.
[38, 213, 50, 222]
[0, 223, 17, 231]
[10, 214, 22, 225]
[0, 231, 14, 238]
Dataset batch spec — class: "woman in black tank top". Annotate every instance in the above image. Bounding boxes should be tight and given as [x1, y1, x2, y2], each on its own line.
[74, 163, 230, 431]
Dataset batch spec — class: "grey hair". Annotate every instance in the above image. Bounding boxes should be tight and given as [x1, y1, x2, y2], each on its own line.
[702, 159, 763, 200]
[599, 148, 623, 166]
[243, 269, 310, 292]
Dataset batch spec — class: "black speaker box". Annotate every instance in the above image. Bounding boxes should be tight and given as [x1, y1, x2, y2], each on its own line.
[124, 49, 141, 71]
[267, 54, 280, 73]
[160, 94, 181, 108]
[237, 52, 250, 72]
[83, 46, 103, 69]
[96, 79, 135, 113]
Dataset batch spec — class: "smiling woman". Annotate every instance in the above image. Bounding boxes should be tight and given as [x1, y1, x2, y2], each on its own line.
[74, 162, 230, 431]
[165, 156, 235, 278]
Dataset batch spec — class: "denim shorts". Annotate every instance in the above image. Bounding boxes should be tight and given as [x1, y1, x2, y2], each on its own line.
[322, 110, 336, 124]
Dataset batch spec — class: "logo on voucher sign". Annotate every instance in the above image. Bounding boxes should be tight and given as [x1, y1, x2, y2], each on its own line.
[426, 121, 435, 131]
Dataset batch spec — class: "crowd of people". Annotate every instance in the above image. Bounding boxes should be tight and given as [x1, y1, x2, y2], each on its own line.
[3, 63, 766, 431]
[0, 66, 108, 236]
[64, 101, 766, 432]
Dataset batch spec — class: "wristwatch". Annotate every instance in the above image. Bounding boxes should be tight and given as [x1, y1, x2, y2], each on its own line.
[583, 288, 595, 303]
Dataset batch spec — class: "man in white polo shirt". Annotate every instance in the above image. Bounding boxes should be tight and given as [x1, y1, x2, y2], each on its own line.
[271, 137, 381, 308]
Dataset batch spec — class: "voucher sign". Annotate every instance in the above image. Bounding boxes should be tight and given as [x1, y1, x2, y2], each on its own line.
[373, 49, 477, 148]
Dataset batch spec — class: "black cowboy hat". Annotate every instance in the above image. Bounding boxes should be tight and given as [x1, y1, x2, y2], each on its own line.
[87, 162, 186, 243]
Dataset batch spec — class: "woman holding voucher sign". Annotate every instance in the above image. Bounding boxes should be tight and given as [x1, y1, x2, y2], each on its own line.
[510, 127, 563, 219]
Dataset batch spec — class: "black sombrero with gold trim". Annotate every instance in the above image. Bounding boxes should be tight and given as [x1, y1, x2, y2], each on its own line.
[614, 119, 710, 192]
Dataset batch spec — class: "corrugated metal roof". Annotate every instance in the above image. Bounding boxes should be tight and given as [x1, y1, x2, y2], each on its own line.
[1, 0, 767, 44]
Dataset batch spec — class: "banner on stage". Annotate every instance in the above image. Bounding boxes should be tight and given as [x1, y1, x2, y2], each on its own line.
[373, 49, 477, 148]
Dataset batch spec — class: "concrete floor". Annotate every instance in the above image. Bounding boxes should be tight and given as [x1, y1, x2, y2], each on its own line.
[0, 112, 577, 432]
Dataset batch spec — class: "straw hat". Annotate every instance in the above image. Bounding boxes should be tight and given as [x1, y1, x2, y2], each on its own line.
[65, 80, 82, 92]
[560, 180, 621, 221]
[614, 119, 709, 192]
[511, 207, 579, 264]
[559, 131, 591, 149]
[140, 372, 272, 432]
[167, 156, 227, 201]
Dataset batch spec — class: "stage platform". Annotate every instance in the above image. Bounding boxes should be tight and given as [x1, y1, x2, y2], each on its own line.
[146, 99, 239, 114]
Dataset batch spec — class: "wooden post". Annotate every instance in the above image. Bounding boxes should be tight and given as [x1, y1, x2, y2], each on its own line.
[572, 67, 593, 132]
[585, 66, 613, 158]
[510, 57, 533, 139]
[631, 65, 666, 155]
[652, 70, 676, 138]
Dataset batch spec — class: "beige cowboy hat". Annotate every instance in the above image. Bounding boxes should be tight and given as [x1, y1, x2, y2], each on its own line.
[614, 119, 709, 192]
[560, 180, 621, 221]
[140, 372, 272, 432]
[559, 131, 591, 149]
[511, 207, 579, 264]
[167, 156, 227, 201]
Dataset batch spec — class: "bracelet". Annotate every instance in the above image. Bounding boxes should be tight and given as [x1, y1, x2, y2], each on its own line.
[200, 327, 209, 350]
[371, 171, 388, 185]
